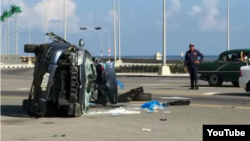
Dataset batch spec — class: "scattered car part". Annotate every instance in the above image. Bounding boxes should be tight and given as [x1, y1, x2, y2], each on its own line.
[142, 128, 151, 131]
[133, 93, 152, 101]
[117, 86, 144, 102]
[168, 100, 190, 106]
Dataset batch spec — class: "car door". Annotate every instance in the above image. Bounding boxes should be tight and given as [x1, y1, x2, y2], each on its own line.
[102, 61, 118, 104]
[218, 52, 243, 81]
[198, 54, 228, 81]
[214, 53, 229, 77]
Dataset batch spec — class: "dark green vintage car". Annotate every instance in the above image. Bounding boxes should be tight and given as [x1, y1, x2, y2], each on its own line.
[198, 49, 250, 86]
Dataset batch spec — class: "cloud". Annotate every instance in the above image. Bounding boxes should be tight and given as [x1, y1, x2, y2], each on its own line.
[188, 5, 202, 16]
[166, 0, 181, 18]
[188, 0, 227, 32]
[1, 0, 80, 33]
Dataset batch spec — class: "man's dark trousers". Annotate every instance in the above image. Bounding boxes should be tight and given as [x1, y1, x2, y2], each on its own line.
[188, 65, 198, 89]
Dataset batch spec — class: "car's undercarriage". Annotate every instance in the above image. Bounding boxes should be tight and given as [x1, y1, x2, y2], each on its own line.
[22, 32, 118, 118]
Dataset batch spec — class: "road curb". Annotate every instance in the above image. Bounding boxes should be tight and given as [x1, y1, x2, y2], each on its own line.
[0, 65, 35, 69]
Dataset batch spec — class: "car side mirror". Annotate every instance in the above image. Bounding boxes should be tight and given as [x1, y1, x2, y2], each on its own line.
[79, 39, 85, 47]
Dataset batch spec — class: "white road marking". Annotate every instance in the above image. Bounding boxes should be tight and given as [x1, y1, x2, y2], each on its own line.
[153, 96, 191, 100]
[140, 84, 171, 86]
[202, 92, 219, 95]
[16, 88, 30, 90]
[159, 80, 189, 82]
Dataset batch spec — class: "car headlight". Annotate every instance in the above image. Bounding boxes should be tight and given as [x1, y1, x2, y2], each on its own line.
[76, 51, 83, 65]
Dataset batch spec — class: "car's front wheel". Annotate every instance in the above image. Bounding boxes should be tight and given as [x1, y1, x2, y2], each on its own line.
[208, 74, 223, 86]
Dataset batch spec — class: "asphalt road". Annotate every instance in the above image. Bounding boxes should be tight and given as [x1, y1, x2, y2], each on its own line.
[1, 68, 250, 108]
[1, 68, 250, 141]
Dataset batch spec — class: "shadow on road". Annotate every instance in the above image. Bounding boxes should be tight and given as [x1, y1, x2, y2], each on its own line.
[1, 68, 33, 75]
[1, 90, 29, 97]
[214, 93, 250, 97]
[1, 105, 29, 118]
[181, 85, 237, 88]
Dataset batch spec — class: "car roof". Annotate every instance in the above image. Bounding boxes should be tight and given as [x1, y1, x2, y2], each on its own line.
[219, 49, 250, 56]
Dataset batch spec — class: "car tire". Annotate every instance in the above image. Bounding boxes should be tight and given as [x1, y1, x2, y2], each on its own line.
[43, 102, 59, 117]
[208, 74, 223, 86]
[133, 93, 152, 101]
[247, 81, 250, 94]
[231, 81, 239, 87]
[24, 44, 39, 53]
[22, 99, 28, 109]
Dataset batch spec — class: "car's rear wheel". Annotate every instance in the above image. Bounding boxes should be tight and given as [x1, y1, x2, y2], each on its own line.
[208, 74, 223, 86]
[231, 81, 239, 87]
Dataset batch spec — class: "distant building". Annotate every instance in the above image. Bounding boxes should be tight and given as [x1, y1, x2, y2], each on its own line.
[155, 52, 162, 60]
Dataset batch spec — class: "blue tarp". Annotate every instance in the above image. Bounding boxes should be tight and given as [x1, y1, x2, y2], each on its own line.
[116, 80, 124, 89]
[141, 100, 167, 113]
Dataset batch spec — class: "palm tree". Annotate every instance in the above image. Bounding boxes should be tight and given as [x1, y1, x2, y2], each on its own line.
[1, 10, 12, 55]
[10, 5, 22, 55]
[0, 16, 4, 55]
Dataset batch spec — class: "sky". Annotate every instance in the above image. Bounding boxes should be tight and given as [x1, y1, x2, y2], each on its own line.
[1, 0, 250, 57]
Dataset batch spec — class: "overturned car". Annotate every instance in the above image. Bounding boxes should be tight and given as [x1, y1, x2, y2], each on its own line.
[22, 32, 118, 117]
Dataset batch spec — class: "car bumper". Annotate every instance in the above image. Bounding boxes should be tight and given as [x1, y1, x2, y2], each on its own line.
[239, 77, 247, 89]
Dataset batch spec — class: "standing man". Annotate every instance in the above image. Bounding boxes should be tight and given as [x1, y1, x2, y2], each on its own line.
[184, 43, 204, 90]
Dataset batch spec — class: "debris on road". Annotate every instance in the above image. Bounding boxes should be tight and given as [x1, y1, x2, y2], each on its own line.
[133, 93, 152, 101]
[86, 106, 140, 116]
[141, 100, 191, 112]
[117, 80, 124, 89]
[141, 100, 167, 113]
[42, 122, 54, 124]
[168, 100, 190, 106]
[163, 111, 171, 114]
[142, 128, 151, 131]
[118, 86, 145, 102]
[117, 86, 152, 102]
[159, 119, 167, 121]
[52, 134, 65, 137]
[110, 113, 120, 117]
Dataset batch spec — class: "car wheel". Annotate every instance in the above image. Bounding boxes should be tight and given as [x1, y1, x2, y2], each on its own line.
[208, 74, 223, 86]
[43, 102, 59, 117]
[133, 93, 152, 101]
[22, 99, 28, 109]
[247, 82, 250, 94]
[231, 81, 239, 87]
